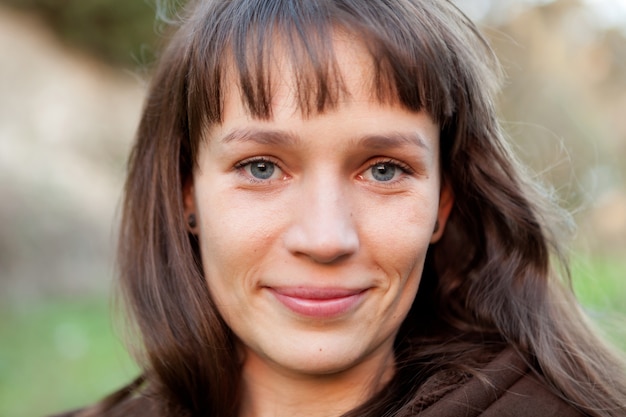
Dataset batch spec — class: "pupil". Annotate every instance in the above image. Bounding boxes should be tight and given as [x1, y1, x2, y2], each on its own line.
[372, 163, 395, 181]
[250, 161, 275, 179]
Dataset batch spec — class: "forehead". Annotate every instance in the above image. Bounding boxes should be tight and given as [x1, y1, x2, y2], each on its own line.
[210, 34, 439, 158]
[220, 31, 399, 121]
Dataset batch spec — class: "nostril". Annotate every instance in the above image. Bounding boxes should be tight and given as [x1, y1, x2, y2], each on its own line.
[307, 244, 356, 264]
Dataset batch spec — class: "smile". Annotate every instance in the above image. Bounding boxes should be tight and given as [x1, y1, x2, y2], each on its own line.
[267, 287, 368, 318]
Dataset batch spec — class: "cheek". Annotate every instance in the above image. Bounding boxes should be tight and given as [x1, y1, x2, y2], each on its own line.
[194, 189, 284, 296]
[362, 191, 438, 295]
[360, 190, 439, 251]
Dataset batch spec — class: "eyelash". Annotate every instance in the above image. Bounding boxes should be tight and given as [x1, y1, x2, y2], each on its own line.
[361, 158, 415, 187]
[369, 158, 413, 174]
[233, 157, 415, 185]
[234, 157, 284, 183]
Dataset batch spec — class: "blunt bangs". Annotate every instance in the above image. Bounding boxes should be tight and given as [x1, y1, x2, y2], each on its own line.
[179, 0, 498, 145]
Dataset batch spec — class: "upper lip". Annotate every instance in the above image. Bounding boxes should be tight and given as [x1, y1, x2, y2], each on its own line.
[267, 286, 368, 299]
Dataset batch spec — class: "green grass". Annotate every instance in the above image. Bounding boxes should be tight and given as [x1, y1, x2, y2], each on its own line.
[0, 255, 624, 417]
[571, 255, 626, 352]
[572, 256, 626, 314]
[0, 298, 138, 417]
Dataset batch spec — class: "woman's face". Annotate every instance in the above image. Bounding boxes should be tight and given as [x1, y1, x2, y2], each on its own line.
[186, 39, 453, 381]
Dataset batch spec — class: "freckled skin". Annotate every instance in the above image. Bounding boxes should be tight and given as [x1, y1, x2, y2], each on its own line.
[185, 37, 454, 417]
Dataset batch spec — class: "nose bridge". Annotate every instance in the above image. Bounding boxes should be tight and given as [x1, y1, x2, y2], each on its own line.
[308, 172, 347, 229]
[285, 168, 359, 263]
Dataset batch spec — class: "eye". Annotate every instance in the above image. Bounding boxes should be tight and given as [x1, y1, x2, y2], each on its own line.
[248, 160, 275, 179]
[361, 160, 409, 183]
[370, 162, 397, 182]
[236, 158, 284, 181]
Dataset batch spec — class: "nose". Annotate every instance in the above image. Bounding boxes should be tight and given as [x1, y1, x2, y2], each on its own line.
[283, 174, 359, 264]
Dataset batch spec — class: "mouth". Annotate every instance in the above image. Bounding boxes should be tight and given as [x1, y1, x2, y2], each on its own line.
[266, 287, 368, 318]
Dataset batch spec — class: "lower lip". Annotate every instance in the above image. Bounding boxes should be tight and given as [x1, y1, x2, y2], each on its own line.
[269, 289, 366, 318]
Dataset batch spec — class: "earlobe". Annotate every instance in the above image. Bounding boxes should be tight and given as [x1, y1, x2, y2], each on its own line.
[183, 180, 198, 234]
[187, 213, 198, 229]
[433, 220, 440, 234]
[430, 181, 454, 243]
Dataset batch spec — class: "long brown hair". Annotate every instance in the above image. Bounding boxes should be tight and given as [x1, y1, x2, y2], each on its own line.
[111, 0, 626, 416]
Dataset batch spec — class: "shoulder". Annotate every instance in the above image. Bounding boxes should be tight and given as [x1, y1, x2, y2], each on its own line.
[419, 348, 587, 417]
[479, 371, 585, 417]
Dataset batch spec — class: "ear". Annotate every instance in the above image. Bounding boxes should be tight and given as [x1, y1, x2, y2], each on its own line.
[183, 178, 198, 234]
[430, 180, 454, 243]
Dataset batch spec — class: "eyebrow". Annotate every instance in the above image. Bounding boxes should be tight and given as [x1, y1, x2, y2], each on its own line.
[219, 128, 298, 147]
[355, 132, 431, 153]
[219, 128, 431, 153]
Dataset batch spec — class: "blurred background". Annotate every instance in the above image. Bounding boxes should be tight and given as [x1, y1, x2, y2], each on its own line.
[0, 0, 624, 415]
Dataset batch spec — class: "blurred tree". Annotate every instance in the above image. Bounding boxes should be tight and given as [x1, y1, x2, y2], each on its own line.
[482, 0, 626, 251]
[0, 0, 163, 67]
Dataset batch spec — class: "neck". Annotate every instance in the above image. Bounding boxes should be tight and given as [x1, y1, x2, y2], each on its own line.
[238, 348, 395, 417]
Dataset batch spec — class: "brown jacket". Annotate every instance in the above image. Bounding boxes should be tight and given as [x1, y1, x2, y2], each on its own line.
[51, 349, 585, 417]
[417, 348, 585, 417]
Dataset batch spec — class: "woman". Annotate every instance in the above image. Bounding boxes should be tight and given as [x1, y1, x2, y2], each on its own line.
[57, 0, 626, 416]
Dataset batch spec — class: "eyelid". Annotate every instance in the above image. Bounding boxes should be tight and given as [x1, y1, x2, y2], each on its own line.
[357, 158, 416, 187]
[233, 156, 286, 183]
[234, 156, 278, 169]
[368, 158, 414, 175]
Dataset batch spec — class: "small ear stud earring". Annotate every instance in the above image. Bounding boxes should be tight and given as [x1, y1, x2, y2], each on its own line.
[187, 213, 197, 229]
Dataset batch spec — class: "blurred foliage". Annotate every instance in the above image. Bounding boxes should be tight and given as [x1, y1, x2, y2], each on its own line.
[571, 254, 626, 354]
[485, 0, 626, 221]
[0, 0, 162, 67]
[0, 298, 138, 417]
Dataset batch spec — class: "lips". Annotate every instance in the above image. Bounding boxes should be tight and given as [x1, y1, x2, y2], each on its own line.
[267, 287, 367, 318]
